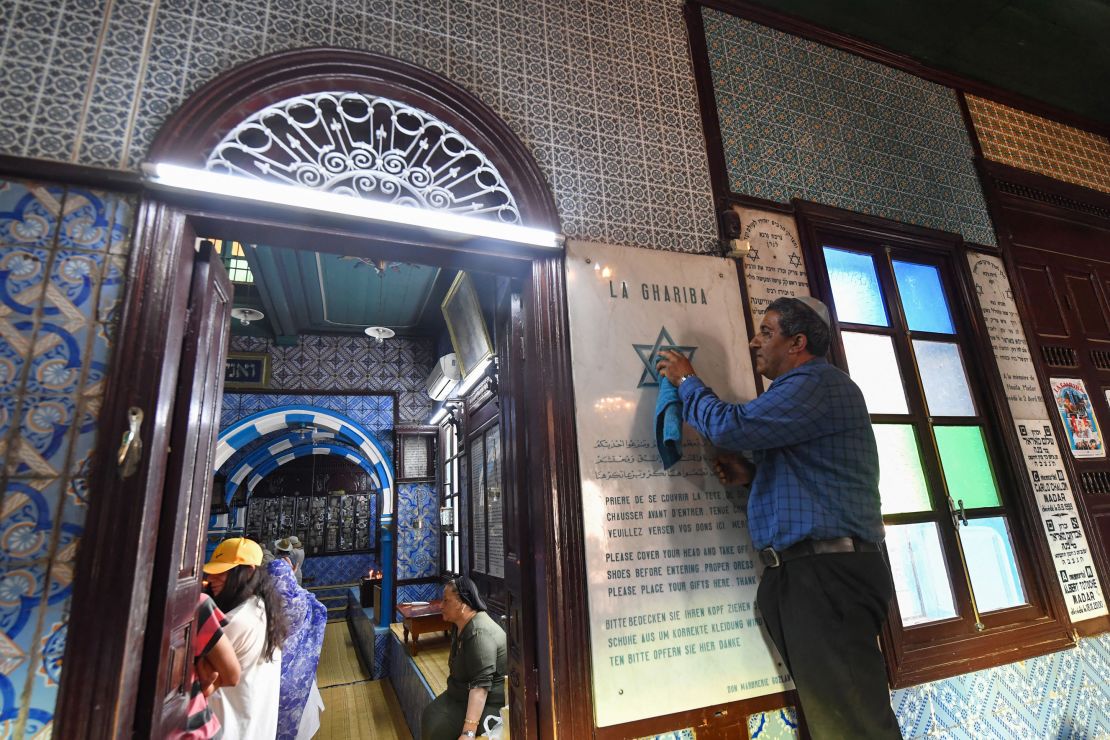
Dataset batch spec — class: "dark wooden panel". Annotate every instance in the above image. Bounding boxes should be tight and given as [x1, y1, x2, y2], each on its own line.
[1015, 262, 1069, 338]
[1063, 270, 1110, 342]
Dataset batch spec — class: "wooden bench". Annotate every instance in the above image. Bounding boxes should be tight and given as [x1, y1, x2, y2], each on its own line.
[397, 600, 450, 656]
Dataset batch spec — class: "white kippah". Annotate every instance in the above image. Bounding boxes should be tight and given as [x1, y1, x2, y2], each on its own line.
[791, 295, 831, 327]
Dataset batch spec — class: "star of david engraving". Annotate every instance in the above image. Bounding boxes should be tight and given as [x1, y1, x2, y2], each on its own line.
[747, 247, 760, 262]
[633, 327, 697, 388]
[788, 252, 802, 268]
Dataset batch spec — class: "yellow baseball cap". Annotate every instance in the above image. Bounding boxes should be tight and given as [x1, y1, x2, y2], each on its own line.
[203, 537, 263, 574]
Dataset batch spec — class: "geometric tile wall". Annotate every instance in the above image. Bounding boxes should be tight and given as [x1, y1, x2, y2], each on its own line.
[300, 554, 378, 588]
[702, 9, 998, 246]
[0, 177, 133, 737]
[0, 0, 718, 254]
[219, 390, 396, 468]
[966, 95, 1110, 195]
[229, 334, 434, 424]
[395, 482, 439, 581]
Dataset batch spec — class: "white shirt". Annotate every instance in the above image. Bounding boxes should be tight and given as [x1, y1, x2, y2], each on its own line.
[209, 596, 282, 740]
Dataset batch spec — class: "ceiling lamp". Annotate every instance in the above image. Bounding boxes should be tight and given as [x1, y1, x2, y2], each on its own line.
[231, 307, 265, 326]
[364, 326, 395, 344]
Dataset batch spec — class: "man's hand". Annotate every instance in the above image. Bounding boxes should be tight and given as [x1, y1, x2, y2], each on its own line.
[655, 349, 695, 386]
[714, 453, 754, 486]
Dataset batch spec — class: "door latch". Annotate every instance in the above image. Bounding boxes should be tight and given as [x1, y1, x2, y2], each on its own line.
[117, 407, 144, 479]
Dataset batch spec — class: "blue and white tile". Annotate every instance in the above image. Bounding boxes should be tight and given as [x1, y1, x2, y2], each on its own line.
[0, 247, 52, 320]
[748, 708, 799, 739]
[1, 480, 56, 567]
[8, 395, 76, 477]
[58, 190, 133, 255]
[0, 181, 62, 250]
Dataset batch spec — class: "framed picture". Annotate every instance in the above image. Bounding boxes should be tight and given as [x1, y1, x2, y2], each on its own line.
[441, 271, 494, 378]
[224, 351, 270, 388]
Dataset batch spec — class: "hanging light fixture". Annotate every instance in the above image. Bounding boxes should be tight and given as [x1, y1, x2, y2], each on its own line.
[364, 326, 395, 344]
[231, 307, 265, 326]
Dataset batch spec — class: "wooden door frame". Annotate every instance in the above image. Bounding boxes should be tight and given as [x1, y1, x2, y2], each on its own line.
[51, 190, 595, 737]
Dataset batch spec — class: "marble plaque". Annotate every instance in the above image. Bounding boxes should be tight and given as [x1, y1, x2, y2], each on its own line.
[1014, 420, 1108, 620]
[736, 206, 810, 328]
[566, 240, 790, 728]
[968, 253, 1048, 420]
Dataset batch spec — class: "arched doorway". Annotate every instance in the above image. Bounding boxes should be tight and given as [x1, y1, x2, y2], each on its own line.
[57, 49, 590, 739]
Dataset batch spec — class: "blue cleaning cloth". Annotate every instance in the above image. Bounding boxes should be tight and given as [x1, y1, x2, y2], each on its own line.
[655, 377, 683, 469]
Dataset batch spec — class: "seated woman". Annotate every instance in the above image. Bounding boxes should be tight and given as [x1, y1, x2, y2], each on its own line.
[203, 537, 290, 740]
[421, 577, 507, 740]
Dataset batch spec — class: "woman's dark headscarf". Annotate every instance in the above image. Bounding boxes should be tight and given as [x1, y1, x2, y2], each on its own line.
[445, 575, 487, 612]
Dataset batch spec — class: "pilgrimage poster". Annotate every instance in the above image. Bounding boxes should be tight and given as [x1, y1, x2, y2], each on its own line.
[1050, 378, 1105, 459]
[565, 240, 790, 727]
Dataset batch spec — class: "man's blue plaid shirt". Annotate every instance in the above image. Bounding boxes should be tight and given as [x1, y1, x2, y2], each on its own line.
[677, 357, 885, 551]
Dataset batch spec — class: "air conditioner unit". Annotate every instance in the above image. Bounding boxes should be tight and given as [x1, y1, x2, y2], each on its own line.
[425, 353, 461, 401]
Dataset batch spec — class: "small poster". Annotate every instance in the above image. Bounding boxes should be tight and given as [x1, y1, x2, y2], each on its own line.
[1050, 378, 1105, 459]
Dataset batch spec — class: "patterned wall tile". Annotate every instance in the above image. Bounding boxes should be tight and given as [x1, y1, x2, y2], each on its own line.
[966, 95, 1110, 195]
[703, 9, 997, 246]
[229, 334, 432, 424]
[0, 0, 717, 253]
[748, 708, 798, 739]
[300, 553, 378, 587]
[396, 482, 439, 580]
[0, 177, 132, 736]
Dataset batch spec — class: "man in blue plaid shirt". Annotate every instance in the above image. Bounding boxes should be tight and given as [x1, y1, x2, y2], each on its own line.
[657, 296, 901, 739]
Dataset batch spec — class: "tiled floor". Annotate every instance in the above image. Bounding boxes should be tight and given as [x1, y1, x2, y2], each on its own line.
[316, 622, 411, 740]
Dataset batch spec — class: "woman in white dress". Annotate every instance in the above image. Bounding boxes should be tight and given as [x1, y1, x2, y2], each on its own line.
[203, 538, 291, 740]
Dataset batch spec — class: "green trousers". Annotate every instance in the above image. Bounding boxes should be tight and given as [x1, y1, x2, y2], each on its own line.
[420, 694, 500, 740]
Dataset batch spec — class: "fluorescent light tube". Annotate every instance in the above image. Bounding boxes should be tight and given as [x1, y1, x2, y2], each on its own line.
[142, 162, 563, 250]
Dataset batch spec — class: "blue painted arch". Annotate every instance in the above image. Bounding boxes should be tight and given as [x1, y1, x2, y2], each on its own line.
[216, 404, 394, 516]
[223, 431, 375, 502]
[234, 442, 381, 499]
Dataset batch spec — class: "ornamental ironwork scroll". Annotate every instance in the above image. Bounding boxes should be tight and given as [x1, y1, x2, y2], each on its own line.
[206, 92, 522, 224]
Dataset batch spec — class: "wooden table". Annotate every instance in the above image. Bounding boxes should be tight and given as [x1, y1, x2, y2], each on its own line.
[397, 600, 450, 656]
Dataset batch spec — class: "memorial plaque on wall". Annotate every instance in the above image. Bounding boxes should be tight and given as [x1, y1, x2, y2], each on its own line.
[968, 254, 1050, 421]
[735, 206, 809, 327]
[1014, 420, 1108, 620]
[566, 240, 790, 727]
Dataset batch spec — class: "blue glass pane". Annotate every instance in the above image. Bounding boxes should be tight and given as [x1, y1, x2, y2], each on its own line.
[959, 517, 1027, 612]
[823, 247, 888, 326]
[893, 261, 954, 334]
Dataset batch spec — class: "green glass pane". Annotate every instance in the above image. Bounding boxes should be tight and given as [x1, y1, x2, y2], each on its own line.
[959, 517, 1027, 612]
[844, 333, 909, 414]
[875, 425, 931, 514]
[934, 426, 1000, 508]
[885, 522, 958, 626]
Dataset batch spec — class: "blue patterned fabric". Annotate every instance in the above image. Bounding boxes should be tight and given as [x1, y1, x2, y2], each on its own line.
[267, 559, 327, 740]
[678, 357, 883, 550]
[655, 377, 683, 469]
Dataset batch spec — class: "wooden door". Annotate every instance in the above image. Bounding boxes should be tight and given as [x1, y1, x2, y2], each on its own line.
[133, 240, 233, 737]
[495, 281, 538, 737]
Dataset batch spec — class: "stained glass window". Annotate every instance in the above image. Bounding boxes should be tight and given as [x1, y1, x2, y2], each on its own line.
[885, 522, 958, 626]
[935, 426, 1001, 509]
[893, 261, 953, 333]
[874, 425, 931, 514]
[913, 340, 976, 417]
[823, 247, 889, 326]
[959, 517, 1027, 612]
[843, 332, 909, 414]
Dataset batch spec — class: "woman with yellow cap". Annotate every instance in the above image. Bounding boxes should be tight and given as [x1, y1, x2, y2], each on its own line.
[203, 537, 290, 739]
